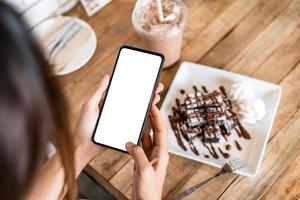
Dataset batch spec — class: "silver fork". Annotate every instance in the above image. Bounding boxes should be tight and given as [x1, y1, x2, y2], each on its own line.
[169, 159, 245, 200]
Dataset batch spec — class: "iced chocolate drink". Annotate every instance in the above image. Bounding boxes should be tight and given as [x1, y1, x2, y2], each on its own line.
[132, 0, 188, 68]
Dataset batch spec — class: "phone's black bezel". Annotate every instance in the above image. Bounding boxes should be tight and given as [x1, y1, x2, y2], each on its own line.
[92, 45, 165, 154]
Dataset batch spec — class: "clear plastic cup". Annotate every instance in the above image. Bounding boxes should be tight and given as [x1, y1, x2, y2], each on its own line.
[132, 0, 188, 69]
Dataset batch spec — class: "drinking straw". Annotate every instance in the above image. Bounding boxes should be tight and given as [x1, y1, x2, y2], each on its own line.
[155, 0, 164, 22]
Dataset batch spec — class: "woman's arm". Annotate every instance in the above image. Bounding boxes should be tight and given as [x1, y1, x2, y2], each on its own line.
[25, 75, 164, 200]
[25, 144, 99, 200]
[25, 75, 110, 200]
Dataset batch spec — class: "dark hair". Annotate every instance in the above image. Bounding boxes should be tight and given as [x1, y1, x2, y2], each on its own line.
[0, 3, 76, 200]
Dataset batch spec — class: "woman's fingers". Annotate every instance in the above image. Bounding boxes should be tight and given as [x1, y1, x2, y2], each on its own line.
[142, 133, 153, 160]
[86, 75, 110, 109]
[153, 94, 161, 105]
[149, 106, 169, 170]
[150, 105, 167, 148]
[126, 142, 150, 172]
[155, 82, 164, 94]
[153, 83, 163, 104]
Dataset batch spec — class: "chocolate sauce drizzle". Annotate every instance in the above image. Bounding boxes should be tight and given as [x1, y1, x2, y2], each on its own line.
[218, 147, 230, 159]
[192, 85, 198, 92]
[202, 86, 208, 93]
[180, 89, 186, 94]
[225, 144, 231, 151]
[168, 85, 251, 159]
[235, 140, 242, 151]
[168, 115, 187, 151]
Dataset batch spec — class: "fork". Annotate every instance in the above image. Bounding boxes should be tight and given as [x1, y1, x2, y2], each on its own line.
[48, 22, 81, 65]
[169, 159, 245, 200]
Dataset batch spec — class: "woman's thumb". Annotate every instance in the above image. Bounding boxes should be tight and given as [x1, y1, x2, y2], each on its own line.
[87, 75, 109, 108]
[125, 142, 149, 171]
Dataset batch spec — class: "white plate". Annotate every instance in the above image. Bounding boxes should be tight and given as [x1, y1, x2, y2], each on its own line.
[56, 0, 79, 15]
[160, 62, 282, 177]
[32, 16, 97, 75]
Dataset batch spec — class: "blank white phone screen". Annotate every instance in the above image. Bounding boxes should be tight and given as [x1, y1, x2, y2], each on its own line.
[94, 47, 163, 151]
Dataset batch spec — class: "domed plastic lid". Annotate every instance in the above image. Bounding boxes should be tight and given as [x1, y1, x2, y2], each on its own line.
[132, 0, 188, 38]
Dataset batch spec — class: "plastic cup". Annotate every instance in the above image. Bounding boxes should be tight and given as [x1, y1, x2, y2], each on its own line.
[132, 0, 188, 69]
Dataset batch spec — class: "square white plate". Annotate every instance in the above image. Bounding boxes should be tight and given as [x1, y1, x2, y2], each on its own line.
[160, 62, 281, 177]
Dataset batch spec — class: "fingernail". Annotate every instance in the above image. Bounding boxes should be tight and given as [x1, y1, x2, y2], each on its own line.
[125, 142, 135, 149]
[156, 95, 160, 101]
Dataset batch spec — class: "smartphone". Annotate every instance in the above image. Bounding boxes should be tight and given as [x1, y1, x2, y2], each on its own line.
[92, 46, 164, 153]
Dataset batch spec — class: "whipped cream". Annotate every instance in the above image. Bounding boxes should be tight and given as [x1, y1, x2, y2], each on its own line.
[229, 81, 254, 100]
[229, 81, 266, 124]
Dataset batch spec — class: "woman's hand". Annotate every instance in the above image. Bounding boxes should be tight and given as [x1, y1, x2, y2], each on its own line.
[74, 75, 110, 158]
[75, 75, 165, 160]
[125, 104, 169, 200]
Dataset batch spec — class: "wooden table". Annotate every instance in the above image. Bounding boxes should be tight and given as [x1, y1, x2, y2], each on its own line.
[61, 0, 300, 199]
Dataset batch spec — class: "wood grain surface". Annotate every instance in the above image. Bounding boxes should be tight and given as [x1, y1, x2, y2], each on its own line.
[60, 0, 300, 199]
